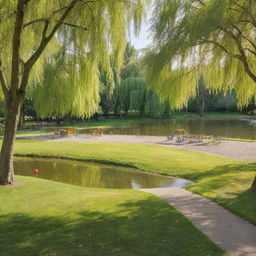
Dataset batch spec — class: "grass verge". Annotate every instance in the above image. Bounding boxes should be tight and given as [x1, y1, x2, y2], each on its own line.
[13, 140, 256, 225]
[0, 176, 226, 256]
[67, 112, 250, 128]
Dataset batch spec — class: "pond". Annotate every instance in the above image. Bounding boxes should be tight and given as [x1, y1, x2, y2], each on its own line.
[105, 118, 256, 139]
[14, 157, 192, 189]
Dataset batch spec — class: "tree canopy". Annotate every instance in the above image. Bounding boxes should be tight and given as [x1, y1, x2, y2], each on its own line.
[0, 0, 150, 184]
[144, 0, 256, 110]
[0, 0, 148, 117]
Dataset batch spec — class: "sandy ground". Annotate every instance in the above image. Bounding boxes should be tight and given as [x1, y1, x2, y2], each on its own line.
[19, 134, 256, 161]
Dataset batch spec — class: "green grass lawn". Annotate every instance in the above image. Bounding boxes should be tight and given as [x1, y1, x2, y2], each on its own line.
[13, 140, 256, 224]
[0, 176, 226, 256]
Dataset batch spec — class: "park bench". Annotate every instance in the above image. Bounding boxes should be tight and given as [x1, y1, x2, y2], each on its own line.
[54, 128, 76, 136]
[65, 128, 76, 135]
[92, 128, 104, 136]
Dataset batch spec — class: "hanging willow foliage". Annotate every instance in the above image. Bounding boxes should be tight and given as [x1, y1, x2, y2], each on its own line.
[0, 0, 149, 118]
[116, 76, 170, 117]
[143, 0, 256, 110]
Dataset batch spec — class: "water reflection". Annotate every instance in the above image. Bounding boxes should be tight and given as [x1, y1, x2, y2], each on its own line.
[14, 158, 192, 189]
[104, 118, 256, 139]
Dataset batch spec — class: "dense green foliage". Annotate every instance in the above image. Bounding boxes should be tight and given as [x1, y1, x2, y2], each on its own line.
[188, 86, 238, 114]
[0, 0, 148, 118]
[97, 45, 241, 119]
[12, 140, 256, 224]
[144, 0, 256, 110]
[99, 44, 171, 118]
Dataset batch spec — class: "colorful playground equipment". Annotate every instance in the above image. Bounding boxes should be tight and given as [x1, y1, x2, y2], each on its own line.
[167, 129, 221, 144]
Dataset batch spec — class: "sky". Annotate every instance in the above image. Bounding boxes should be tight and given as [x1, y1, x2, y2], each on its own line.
[129, 22, 152, 49]
[129, 7, 153, 50]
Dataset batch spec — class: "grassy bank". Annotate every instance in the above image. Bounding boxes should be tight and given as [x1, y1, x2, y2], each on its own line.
[0, 176, 225, 256]
[70, 112, 250, 128]
[13, 140, 256, 224]
[17, 112, 248, 131]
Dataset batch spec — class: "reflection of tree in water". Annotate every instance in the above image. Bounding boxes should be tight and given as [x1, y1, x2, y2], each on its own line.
[108, 119, 256, 139]
[14, 158, 177, 189]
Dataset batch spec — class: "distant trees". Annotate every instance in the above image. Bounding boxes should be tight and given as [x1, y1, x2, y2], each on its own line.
[98, 44, 171, 118]
[188, 77, 238, 115]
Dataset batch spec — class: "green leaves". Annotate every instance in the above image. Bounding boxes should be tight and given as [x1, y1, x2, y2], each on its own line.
[0, 0, 150, 118]
[144, 0, 256, 110]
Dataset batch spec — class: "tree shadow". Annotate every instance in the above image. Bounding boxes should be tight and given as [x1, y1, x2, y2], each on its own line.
[187, 163, 256, 224]
[0, 198, 225, 256]
[185, 162, 256, 181]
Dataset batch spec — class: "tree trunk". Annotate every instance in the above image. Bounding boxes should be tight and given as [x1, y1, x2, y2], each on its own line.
[251, 174, 256, 193]
[199, 98, 205, 117]
[18, 113, 24, 130]
[0, 99, 22, 185]
[56, 117, 61, 126]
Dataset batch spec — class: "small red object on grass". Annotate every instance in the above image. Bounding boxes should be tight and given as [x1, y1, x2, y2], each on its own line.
[33, 169, 39, 174]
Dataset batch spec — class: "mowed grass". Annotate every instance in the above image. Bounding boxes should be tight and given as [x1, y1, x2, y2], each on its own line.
[13, 140, 256, 224]
[0, 176, 226, 256]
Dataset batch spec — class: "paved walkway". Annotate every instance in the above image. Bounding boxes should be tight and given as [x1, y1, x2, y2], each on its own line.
[140, 187, 256, 256]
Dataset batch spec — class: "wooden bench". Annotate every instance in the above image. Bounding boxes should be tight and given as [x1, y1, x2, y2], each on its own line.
[54, 128, 76, 136]
[92, 128, 103, 136]
[65, 128, 76, 135]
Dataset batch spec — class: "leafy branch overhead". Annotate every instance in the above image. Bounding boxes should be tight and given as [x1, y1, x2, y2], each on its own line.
[144, 0, 256, 110]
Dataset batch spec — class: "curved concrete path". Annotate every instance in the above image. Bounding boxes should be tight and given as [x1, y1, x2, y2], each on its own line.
[19, 133, 256, 254]
[141, 187, 256, 256]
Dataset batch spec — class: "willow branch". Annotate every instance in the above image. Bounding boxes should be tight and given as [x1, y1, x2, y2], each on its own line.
[199, 39, 230, 54]
[63, 22, 89, 31]
[23, 18, 47, 28]
[231, 24, 256, 52]
[245, 47, 256, 57]
[236, 38, 256, 82]
[10, 0, 25, 92]
[233, 1, 256, 28]
[23, 6, 69, 28]
[20, 0, 79, 92]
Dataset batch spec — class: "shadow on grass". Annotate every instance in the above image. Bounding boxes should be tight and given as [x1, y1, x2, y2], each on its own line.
[0, 198, 224, 256]
[188, 163, 256, 224]
[186, 162, 256, 181]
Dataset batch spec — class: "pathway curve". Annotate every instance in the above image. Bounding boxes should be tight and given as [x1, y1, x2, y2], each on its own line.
[140, 187, 256, 256]
[18, 134, 256, 254]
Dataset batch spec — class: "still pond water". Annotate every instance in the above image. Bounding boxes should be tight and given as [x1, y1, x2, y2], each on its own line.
[14, 157, 192, 189]
[106, 118, 256, 139]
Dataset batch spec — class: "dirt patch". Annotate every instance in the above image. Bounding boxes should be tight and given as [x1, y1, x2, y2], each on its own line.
[5, 182, 26, 188]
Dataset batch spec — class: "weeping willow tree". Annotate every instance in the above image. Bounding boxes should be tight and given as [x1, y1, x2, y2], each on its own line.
[144, 0, 256, 191]
[118, 77, 144, 115]
[121, 43, 141, 80]
[116, 77, 170, 117]
[145, 91, 169, 118]
[197, 75, 206, 117]
[0, 0, 149, 185]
